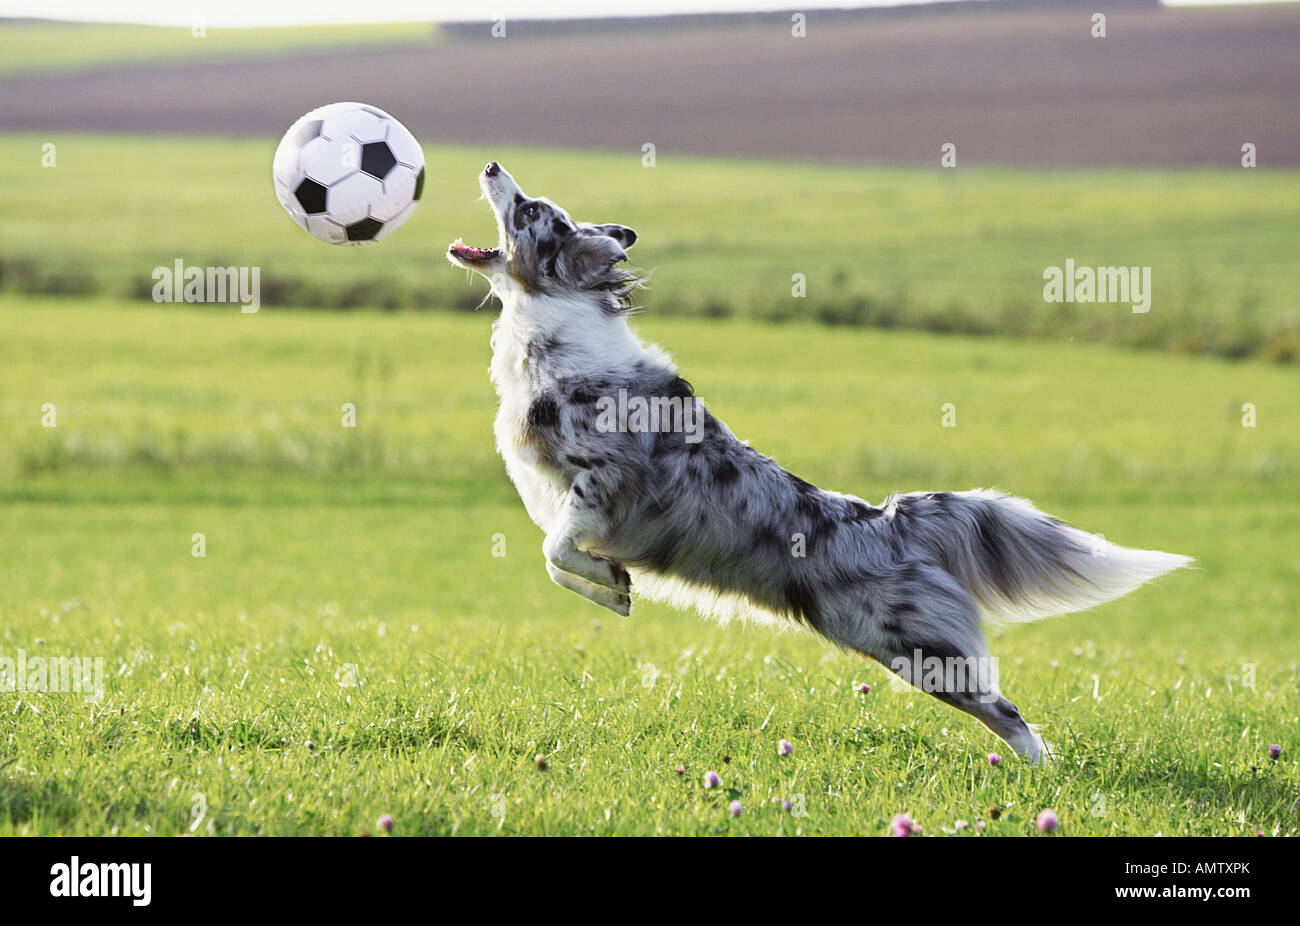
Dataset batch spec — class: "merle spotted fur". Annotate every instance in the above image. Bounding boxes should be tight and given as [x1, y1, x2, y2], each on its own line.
[448, 162, 1191, 762]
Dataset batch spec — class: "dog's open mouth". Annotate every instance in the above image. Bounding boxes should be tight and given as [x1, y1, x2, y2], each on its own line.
[448, 238, 501, 263]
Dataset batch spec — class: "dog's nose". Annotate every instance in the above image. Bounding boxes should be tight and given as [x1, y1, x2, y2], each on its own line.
[484, 161, 500, 178]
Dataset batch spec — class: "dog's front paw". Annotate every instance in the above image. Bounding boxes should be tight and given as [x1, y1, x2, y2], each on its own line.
[606, 591, 631, 617]
[595, 558, 631, 595]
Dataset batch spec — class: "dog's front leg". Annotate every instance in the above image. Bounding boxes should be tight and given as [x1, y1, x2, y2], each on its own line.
[542, 477, 631, 616]
[545, 561, 631, 616]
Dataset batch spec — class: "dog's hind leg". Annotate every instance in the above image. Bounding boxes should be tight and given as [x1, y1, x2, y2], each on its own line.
[954, 694, 1048, 764]
[884, 638, 1047, 764]
[831, 564, 1048, 763]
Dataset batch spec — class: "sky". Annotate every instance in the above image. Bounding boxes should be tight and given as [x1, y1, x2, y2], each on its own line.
[0, 0, 1281, 28]
[2, 0, 955, 28]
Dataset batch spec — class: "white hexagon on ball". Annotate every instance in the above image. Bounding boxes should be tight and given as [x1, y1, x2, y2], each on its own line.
[326, 172, 383, 228]
[271, 102, 426, 246]
[372, 170, 417, 222]
[299, 135, 358, 187]
[322, 106, 389, 145]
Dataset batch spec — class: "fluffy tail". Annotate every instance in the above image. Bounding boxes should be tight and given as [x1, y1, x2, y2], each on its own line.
[884, 489, 1191, 622]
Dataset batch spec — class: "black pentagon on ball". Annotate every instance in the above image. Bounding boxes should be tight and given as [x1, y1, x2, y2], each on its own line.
[294, 177, 328, 215]
[360, 141, 397, 180]
[413, 166, 425, 201]
[345, 217, 385, 242]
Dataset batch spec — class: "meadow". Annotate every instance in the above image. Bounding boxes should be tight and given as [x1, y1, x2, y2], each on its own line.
[1, 135, 1298, 361]
[0, 20, 433, 77]
[1, 293, 1296, 836]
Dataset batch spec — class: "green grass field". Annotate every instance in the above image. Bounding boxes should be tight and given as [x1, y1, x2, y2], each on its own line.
[0, 20, 433, 76]
[2, 135, 1298, 360]
[1, 295, 1296, 836]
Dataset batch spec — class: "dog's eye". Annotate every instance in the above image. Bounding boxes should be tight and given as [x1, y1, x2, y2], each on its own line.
[521, 203, 539, 220]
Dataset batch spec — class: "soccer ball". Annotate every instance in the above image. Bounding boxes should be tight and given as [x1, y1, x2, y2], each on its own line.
[272, 102, 426, 245]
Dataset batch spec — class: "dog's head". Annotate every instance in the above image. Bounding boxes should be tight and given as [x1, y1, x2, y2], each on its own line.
[448, 162, 638, 306]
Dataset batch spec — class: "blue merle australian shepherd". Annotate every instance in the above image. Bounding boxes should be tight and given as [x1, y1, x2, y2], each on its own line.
[448, 162, 1190, 763]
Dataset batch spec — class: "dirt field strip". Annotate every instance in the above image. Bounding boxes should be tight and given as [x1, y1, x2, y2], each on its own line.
[1, 5, 1297, 165]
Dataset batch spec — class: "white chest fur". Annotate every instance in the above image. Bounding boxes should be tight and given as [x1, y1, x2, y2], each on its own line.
[487, 292, 674, 533]
[489, 315, 566, 532]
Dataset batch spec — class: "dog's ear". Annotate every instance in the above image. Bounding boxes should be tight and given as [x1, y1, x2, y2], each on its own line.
[563, 233, 628, 285]
[588, 224, 637, 249]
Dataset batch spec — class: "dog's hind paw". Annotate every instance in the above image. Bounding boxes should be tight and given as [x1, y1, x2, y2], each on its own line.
[1022, 729, 1056, 767]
